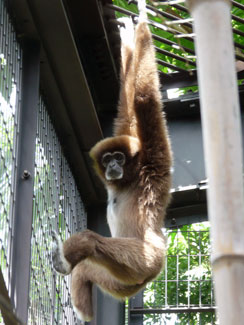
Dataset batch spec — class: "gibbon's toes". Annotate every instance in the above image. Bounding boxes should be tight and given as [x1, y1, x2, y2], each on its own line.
[117, 17, 134, 49]
[51, 233, 72, 276]
[73, 305, 93, 323]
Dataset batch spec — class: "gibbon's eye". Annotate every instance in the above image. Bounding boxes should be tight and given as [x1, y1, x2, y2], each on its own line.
[113, 152, 125, 166]
[102, 153, 112, 167]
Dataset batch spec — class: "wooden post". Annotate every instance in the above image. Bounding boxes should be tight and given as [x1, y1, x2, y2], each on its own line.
[186, 0, 244, 323]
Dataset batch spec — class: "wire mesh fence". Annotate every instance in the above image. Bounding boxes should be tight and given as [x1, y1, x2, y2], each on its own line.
[141, 222, 217, 325]
[28, 97, 86, 325]
[0, 1, 88, 324]
[0, 0, 22, 295]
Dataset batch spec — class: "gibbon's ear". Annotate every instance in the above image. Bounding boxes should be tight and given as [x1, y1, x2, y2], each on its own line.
[89, 135, 141, 179]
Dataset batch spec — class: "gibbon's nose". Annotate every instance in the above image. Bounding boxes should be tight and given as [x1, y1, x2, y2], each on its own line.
[109, 160, 117, 168]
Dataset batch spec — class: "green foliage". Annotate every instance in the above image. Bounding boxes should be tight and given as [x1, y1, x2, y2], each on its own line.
[112, 0, 244, 76]
[143, 223, 217, 324]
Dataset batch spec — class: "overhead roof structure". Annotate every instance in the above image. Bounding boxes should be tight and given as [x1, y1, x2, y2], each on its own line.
[104, 0, 244, 84]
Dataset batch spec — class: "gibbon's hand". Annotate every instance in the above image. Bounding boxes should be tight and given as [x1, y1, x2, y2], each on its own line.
[51, 230, 72, 275]
[117, 17, 135, 49]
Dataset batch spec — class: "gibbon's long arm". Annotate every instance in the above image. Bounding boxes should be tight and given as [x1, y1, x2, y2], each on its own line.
[114, 14, 171, 171]
[133, 22, 170, 163]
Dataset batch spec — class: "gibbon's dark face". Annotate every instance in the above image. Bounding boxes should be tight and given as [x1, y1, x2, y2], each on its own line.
[102, 151, 126, 180]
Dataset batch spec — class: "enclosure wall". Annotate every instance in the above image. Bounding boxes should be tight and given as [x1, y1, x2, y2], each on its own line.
[0, 1, 87, 324]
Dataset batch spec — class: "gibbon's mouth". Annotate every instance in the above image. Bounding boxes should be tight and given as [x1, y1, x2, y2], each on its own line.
[105, 169, 123, 180]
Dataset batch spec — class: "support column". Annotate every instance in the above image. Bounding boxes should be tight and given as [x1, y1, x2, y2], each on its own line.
[187, 0, 244, 324]
[129, 292, 143, 325]
[11, 40, 40, 323]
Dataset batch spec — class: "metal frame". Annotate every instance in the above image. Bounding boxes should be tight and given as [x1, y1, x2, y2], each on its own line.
[10, 40, 40, 323]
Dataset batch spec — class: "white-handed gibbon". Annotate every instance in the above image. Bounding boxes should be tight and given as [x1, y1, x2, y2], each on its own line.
[52, 0, 172, 321]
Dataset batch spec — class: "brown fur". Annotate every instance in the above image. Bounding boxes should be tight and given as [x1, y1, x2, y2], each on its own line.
[55, 12, 172, 322]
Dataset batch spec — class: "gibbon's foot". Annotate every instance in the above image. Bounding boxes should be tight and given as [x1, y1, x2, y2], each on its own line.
[51, 230, 72, 275]
[73, 305, 93, 323]
[71, 262, 94, 322]
[117, 17, 135, 49]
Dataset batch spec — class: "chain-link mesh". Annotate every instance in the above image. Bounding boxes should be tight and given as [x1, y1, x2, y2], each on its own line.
[142, 222, 217, 325]
[28, 97, 86, 325]
[0, 0, 22, 298]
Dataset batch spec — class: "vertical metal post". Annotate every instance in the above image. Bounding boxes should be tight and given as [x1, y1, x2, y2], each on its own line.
[187, 0, 244, 324]
[11, 40, 40, 323]
[129, 292, 143, 325]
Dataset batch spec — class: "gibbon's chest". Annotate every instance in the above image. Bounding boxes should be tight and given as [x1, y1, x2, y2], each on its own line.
[106, 188, 135, 237]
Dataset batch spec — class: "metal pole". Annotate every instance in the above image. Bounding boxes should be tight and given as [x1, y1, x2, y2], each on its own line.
[129, 292, 143, 325]
[11, 40, 40, 323]
[187, 0, 244, 324]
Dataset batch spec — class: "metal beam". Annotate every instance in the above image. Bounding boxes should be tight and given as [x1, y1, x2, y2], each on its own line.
[129, 292, 144, 325]
[130, 307, 216, 314]
[10, 40, 40, 323]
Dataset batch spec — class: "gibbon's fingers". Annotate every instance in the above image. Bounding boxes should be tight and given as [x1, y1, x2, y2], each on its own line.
[137, 0, 147, 23]
[51, 230, 59, 243]
[117, 16, 135, 49]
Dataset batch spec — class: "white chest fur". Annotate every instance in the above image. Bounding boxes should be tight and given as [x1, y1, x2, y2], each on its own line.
[106, 187, 131, 237]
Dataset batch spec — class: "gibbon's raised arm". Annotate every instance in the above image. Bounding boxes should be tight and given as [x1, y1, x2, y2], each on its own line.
[133, 22, 168, 152]
[114, 18, 171, 169]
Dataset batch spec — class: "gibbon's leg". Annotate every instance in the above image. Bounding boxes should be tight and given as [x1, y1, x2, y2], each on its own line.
[113, 17, 137, 137]
[52, 230, 164, 284]
[71, 260, 144, 322]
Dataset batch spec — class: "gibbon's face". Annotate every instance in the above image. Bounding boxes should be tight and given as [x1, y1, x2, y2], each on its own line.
[102, 151, 126, 180]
